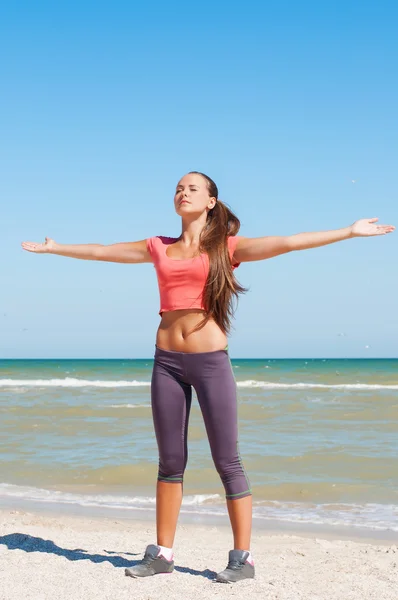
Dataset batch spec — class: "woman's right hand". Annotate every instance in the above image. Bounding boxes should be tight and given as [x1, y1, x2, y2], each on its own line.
[21, 237, 56, 254]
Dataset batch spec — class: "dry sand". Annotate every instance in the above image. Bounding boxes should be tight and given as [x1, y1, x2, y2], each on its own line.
[0, 508, 397, 600]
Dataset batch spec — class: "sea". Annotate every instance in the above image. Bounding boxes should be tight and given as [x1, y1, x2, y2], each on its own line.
[1, 358, 397, 535]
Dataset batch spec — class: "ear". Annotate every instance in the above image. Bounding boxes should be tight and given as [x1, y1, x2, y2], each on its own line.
[208, 197, 217, 210]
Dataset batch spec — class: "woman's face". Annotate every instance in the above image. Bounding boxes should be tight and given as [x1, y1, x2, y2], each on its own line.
[174, 173, 216, 216]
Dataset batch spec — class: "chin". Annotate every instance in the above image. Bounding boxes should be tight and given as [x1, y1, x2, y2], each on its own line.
[176, 206, 193, 216]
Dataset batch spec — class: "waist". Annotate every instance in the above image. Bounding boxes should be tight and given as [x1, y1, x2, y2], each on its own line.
[156, 309, 227, 353]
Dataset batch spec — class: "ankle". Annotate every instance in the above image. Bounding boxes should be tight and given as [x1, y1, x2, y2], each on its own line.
[234, 549, 254, 565]
[157, 544, 174, 561]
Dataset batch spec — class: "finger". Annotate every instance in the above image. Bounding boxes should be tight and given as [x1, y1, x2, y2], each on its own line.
[368, 217, 379, 223]
[377, 227, 394, 233]
[22, 243, 42, 252]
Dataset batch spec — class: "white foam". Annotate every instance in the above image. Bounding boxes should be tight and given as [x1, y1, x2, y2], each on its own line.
[0, 483, 396, 531]
[110, 404, 151, 408]
[0, 378, 151, 388]
[1, 378, 397, 390]
[251, 500, 398, 531]
[236, 380, 398, 390]
[0, 483, 219, 509]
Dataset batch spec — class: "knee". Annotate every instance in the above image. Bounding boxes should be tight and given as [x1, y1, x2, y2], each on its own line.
[214, 454, 242, 480]
[214, 455, 252, 499]
[158, 452, 186, 482]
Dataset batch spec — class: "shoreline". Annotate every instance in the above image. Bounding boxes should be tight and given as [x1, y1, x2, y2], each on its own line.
[1, 495, 396, 546]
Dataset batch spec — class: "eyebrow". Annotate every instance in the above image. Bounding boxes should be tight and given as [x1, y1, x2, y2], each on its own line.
[176, 184, 199, 190]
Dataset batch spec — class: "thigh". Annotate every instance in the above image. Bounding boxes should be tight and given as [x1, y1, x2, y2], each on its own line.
[151, 359, 192, 455]
[192, 353, 239, 459]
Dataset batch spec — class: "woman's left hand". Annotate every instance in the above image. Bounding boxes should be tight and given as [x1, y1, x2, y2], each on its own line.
[351, 218, 395, 237]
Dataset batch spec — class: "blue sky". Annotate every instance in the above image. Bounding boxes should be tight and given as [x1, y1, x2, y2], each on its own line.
[1, 0, 397, 358]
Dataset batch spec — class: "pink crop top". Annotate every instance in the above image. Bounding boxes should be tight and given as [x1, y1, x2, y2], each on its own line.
[146, 235, 242, 314]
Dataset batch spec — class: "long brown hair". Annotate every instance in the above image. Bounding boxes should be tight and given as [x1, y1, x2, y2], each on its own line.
[189, 171, 247, 335]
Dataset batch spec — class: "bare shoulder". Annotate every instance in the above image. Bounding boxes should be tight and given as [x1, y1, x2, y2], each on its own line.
[97, 238, 153, 264]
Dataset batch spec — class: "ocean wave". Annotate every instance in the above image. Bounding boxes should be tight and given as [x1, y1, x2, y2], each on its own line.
[0, 483, 219, 508]
[1, 378, 397, 390]
[0, 483, 397, 532]
[110, 404, 151, 408]
[236, 380, 398, 390]
[0, 378, 151, 388]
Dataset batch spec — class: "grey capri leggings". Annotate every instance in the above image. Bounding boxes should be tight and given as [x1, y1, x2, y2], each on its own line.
[151, 345, 252, 500]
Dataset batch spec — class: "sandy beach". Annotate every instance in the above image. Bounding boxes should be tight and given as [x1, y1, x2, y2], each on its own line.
[0, 507, 396, 600]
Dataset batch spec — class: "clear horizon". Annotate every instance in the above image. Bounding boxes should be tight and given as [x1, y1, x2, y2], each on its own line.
[1, 357, 397, 361]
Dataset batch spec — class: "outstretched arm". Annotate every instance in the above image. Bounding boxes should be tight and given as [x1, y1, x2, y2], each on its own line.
[21, 238, 152, 263]
[233, 218, 395, 263]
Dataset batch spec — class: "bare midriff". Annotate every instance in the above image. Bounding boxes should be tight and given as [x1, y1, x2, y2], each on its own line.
[156, 309, 227, 353]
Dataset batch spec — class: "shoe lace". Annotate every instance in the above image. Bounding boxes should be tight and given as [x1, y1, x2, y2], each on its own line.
[226, 558, 244, 571]
[141, 554, 156, 566]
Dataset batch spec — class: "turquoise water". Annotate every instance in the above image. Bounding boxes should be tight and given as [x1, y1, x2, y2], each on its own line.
[1, 358, 397, 531]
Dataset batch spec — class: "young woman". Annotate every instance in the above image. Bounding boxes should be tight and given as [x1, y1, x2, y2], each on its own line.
[22, 171, 394, 583]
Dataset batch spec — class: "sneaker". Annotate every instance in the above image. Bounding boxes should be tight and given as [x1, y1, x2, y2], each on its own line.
[125, 544, 174, 578]
[215, 549, 255, 583]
